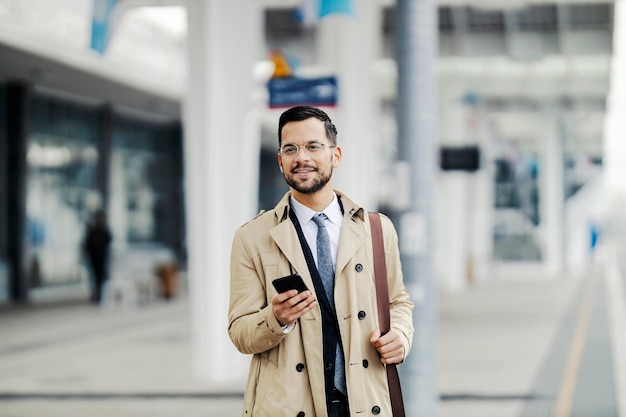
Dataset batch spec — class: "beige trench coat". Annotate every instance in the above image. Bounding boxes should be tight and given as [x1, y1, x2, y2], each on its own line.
[228, 191, 414, 417]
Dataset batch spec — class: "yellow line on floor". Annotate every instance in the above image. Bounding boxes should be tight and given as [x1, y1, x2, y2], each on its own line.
[552, 272, 600, 417]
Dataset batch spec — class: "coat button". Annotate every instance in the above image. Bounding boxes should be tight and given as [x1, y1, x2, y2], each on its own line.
[372, 406, 381, 415]
[325, 362, 333, 371]
[297, 412, 305, 417]
[358, 310, 366, 320]
[355, 263, 363, 272]
[296, 363, 305, 372]
[362, 359, 369, 368]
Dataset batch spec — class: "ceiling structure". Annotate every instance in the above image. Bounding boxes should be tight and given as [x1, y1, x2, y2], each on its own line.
[426, 3, 613, 155]
[0, 0, 614, 154]
[0, 0, 185, 119]
[264, 1, 613, 155]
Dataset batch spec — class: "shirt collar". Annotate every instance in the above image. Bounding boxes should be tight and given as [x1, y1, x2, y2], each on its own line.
[290, 193, 342, 226]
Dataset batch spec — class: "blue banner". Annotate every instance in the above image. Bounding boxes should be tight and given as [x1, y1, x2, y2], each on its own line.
[319, 0, 354, 18]
[268, 76, 338, 108]
[296, 0, 354, 24]
[90, 0, 118, 54]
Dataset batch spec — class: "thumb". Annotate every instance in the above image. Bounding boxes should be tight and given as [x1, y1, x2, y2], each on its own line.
[370, 328, 381, 344]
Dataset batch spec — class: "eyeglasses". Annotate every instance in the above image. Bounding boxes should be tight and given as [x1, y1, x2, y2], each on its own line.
[278, 141, 336, 158]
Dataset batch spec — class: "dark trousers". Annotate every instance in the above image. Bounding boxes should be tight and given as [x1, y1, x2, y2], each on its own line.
[328, 389, 349, 417]
[89, 263, 107, 304]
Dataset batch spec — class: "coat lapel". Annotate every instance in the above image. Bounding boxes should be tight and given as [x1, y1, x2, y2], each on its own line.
[335, 192, 368, 275]
[268, 191, 368, 290]
[336, 214, 368, 275]
[269, 213, 312, 285]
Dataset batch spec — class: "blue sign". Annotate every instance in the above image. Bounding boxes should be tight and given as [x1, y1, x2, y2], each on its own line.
[268, 76, 338, 108]
[320, 0, 354, 18]
[90, 0, 118, 54]
[296, 0, 355, 23]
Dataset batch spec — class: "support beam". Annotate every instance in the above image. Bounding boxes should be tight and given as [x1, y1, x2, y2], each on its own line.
[396, 0, 439, 415]
[316, 0, 384, 210]
[5, 81, 31, 301]
[185, 0, 263, 386]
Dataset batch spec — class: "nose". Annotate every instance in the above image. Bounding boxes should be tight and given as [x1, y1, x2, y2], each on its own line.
[294, 146, 311, 161]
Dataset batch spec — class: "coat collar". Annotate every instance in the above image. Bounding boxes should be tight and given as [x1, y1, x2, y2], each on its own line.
[270, 191, 367, 277]
[272, 190, 365, 224]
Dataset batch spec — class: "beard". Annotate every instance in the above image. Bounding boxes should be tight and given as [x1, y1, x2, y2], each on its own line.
[283, 163, 333, 195]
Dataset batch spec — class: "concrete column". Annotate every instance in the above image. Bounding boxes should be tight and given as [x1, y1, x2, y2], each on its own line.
[396, 0, 439, 412]
[474, 165, 494, 280]
[436, 84, 471, 291]
[542, 117, 565, 277]
[5, 81, 31, 301]
[605, 0, 626, 196]
[184, 0, 263, 386]
[437, 172, 470, 291]
[315, 0, 383, 210]
[469, 101, 493, 283]
[108, 152, 127, 251]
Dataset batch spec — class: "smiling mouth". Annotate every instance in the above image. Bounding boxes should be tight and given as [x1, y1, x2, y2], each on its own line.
[292, 166, 317, 175]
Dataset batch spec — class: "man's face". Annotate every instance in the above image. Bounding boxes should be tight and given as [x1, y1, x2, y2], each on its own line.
[278, 117, 341, 195]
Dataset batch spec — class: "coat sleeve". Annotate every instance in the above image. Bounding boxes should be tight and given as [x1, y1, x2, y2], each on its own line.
[228, 227, 287, 354]
[381, 214, 415, 357]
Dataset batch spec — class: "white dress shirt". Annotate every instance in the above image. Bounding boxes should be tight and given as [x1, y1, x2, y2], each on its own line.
[290, 193, 343, 270]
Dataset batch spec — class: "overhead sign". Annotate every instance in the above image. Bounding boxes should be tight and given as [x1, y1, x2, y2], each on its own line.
[268, 76, 338, 108]
[90, 0, 119, 54]
[319, 0, 354, 18]
[296, 0, 355, 24]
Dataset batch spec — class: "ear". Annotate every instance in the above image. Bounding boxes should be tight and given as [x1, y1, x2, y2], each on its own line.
[277, 153, 284, 173]
[332, 146, 342, 168]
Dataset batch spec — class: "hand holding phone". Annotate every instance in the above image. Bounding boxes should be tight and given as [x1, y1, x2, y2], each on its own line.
[271, 274, 316, 327]
[272, 273, 309, 294]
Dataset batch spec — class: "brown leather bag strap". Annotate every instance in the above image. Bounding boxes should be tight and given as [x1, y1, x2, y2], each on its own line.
[369, 212, 390, 333]
[368, 212, 406, 417]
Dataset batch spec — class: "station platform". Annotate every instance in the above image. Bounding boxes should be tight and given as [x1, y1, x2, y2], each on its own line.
[0, 243, 624, 417]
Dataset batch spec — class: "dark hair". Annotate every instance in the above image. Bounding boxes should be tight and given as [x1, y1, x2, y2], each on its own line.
[278, 106, 338, 147]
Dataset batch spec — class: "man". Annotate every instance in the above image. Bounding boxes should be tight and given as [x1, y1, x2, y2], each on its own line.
[228, 106, 413, 417]
[83, 210, 112, 304]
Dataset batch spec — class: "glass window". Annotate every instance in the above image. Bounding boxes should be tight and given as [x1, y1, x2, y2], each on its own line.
[259, 146, 289, 211]
[26, 94, 100, 286]
[109, 115, 182, 254]
[492, 142, 542, 262]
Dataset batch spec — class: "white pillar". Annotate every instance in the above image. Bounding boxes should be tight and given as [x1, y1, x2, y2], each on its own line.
[184, 0, 263, 387]
[315, 0, 383, 211]
[436, 84, 472, 291]
[108, 152, 127, 251]
[468, 103, 493, 283]
[605, 0, 626, 197]
[437, 173, 471, 291]
[471, 168, 494, 283]
[542, 117, 565, 277]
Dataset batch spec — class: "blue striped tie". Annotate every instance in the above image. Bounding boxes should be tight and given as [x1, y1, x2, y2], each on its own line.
[311, 213, 335, 301]
[311, 213, 346, 394]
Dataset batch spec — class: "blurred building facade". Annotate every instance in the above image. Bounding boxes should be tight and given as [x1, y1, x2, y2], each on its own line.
[0, 0, 617, 385]
[0, 82, 185, 302]
[2, 0, 612, 299]
[0, 2, 187, 302]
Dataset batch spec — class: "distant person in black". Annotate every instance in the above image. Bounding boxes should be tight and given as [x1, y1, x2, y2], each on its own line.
[83, 210, 112, 304]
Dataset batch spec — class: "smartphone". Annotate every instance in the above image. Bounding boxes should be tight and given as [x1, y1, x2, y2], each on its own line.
[272, 273, 309, 294]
